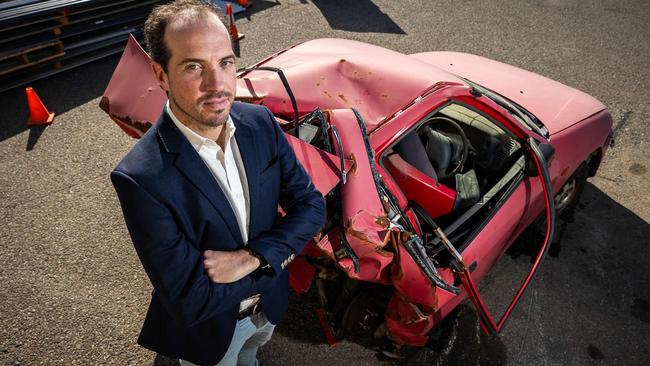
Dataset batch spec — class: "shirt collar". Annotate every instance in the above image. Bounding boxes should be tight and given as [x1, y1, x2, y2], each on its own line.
[166, 101, 236, 152]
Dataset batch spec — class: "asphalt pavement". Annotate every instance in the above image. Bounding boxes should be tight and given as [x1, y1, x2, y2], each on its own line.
[1, 0, 649, 365]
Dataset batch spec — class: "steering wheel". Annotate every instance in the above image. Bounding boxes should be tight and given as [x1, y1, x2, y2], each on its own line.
[419, 116, 470, 180]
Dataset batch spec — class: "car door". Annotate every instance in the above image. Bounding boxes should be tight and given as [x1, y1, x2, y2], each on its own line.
[372, 84, 556, 333]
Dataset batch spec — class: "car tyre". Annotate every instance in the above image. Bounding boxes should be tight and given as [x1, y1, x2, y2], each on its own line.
[555, 162, 589, 219]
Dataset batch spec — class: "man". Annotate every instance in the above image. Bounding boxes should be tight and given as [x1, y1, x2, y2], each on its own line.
[110, 1, 325, 365]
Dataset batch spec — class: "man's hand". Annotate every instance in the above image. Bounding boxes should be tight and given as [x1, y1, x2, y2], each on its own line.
[203, 249, 261, 283]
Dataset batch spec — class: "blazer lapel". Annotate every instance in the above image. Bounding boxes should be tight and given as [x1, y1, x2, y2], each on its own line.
[156, 112, 243, 245]
[231, 109, 261, 237]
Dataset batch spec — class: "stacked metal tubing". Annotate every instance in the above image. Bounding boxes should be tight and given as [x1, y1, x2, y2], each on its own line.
[0, 0, 162, 93]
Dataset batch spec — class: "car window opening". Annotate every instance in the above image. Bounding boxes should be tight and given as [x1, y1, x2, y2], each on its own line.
[381, 103, 526, 259]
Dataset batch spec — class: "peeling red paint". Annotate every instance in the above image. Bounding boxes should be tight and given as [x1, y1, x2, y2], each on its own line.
[337, 93, 349, 105]
[375, 216, 390, 227]
[347, 154, 358, 176]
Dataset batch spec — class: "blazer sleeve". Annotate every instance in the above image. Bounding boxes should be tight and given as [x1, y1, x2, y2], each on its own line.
[111, 170, 273, 328]
[246, 108, 326, 275]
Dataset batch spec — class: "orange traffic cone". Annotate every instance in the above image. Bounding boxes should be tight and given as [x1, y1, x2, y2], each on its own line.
[226, 3, 244, 42]
[25, 87, 55, 125]
[235, 0, 251, 8]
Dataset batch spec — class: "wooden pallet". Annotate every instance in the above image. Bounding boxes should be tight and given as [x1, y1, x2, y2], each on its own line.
[0, 32, 144, 93]
[0, 40, 64, 77]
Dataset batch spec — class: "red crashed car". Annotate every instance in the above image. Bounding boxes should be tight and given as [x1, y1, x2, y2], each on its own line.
[102, 37, 614, 350]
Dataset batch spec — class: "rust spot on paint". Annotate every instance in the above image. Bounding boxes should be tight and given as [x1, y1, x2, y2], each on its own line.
[345, 221, 372, 243]
[324, 91, 332, 98]
[320, 76, 326, 81]
[389, 231, 400, 258]
[560, 167, 568, 177]
[348, 153, 358, 175]
[338, 93, 351, 106]
[339, 58, 346, 63]
[375, 216, 390, 228]
[368, 71, 373, 75]
[344, 215, 389, 249]
[380, 92, 389, 98]
[375, 249, 394, 258]
[316, 83, 321, 87]
[429, 290, 438, 311]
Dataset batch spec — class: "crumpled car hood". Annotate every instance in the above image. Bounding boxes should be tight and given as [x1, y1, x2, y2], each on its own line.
[410, 52, 606, 134]
[236, 38, 464, 132]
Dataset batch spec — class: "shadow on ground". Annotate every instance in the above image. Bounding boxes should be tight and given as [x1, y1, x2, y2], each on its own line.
[267, 182, 650, 365]
[235, 0, 280, 21]
[153, 353, 178, 366]
[311, 0, 405, 34]
[0, 54, 121, 145]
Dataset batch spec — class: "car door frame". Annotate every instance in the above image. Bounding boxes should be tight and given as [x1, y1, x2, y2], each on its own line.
[370, 82, 556, 333]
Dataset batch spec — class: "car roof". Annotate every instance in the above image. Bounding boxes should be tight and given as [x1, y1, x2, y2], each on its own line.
[236, 38, 466, 132]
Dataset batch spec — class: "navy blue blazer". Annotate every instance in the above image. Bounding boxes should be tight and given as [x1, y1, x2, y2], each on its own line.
[111, 102, 325, 365]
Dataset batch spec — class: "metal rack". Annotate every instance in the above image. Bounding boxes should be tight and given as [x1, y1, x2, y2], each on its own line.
[0, 0, 161, 93]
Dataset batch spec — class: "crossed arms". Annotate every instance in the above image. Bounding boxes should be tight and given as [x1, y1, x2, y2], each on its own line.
[111, 117, 325, 327]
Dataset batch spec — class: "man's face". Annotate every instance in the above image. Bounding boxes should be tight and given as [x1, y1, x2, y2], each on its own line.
[153, 14, 236, 131]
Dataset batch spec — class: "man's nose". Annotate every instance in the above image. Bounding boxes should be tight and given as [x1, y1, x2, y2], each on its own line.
[200, 66, 225, 92]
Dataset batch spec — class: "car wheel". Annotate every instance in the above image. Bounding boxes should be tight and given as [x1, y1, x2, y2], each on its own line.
[340, 291, 383, 338]
[554, 162, 589, 218]
[406, 304, 480, 365]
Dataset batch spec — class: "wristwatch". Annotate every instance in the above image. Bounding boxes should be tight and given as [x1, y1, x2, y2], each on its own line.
[244, 247, 272, 271]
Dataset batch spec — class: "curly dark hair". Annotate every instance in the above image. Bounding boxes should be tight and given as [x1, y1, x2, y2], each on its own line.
[144, 0, 228, 72]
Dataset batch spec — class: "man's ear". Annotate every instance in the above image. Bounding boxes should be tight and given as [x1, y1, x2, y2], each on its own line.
[151, 61, 170, 92]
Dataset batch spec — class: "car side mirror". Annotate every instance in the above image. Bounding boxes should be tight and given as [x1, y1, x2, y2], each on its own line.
[526, 142, 555, 177]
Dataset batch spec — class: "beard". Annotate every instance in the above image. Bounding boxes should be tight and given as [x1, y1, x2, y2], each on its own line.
[169, 90, 233, 130]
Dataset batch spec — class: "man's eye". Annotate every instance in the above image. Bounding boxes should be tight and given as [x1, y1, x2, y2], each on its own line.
[221, 59, 235, 68]
[186, 63, 201, 71]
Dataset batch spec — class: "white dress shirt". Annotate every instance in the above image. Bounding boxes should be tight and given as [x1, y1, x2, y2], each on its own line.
[167, 103, 249, 242]
[167, 103, 258, 311]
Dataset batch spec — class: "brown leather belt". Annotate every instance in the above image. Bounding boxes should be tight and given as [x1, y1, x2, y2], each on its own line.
[238, 301, 262, 320]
